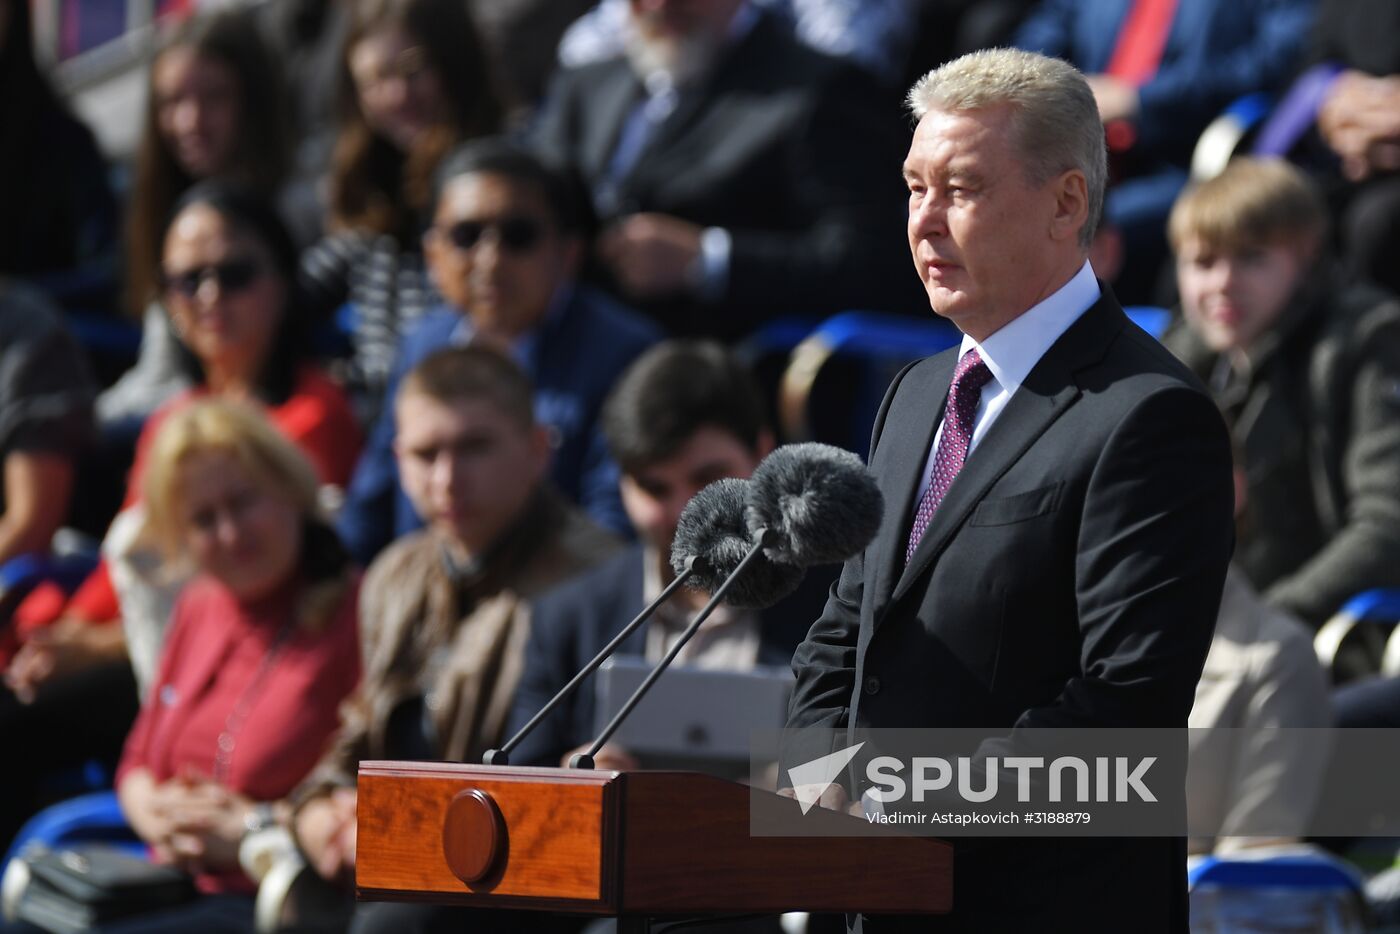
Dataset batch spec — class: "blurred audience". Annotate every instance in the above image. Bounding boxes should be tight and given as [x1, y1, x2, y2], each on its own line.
[1015, 0, 1315, 304]
[530, 0, 916, 339]
[557, 0, 920, 87]
[289, 347, 616, 934]
[299, 0, 504, 419]
[1308, 0, 1400, 297]
[1163, 158, 1400, 627]
[101, 8, 293, 429]
[0, 183, 360, 851]
[508, 340, 831, 771]
[107, 399, 360, 932]
[0, 282, 95, 576]
[0, 0, 118, 314]
[338, 139, 659, 564]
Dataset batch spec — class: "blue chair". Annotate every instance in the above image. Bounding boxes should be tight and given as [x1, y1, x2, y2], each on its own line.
[777, 311, 962, 454]
[1315, 589, 1400, 684]
[1123, 305, 1173, 341]
[3, 791, 141, 870]
[1188, 848, 1369, 932]
[1189, 92, 1277, 182]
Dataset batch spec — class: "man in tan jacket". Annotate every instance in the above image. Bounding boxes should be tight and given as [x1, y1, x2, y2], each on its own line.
[290, 346, 617, 922]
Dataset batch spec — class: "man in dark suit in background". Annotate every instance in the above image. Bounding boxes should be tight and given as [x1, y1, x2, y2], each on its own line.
[528, 0, 916, 339]
[783, 49, 1235, 931]
[508, 341, 831, 771]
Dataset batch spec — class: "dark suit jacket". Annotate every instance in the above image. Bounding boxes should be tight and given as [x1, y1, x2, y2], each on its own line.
[508, 544, 834, 768]
[787, 292, 1235, 931]
[529, 11, 918, 338]
[336, 286, 660, 565]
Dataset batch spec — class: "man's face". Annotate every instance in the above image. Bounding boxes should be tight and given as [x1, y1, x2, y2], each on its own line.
[624, 0, 741, 82]
[1176, 236, 1309, 354]
[425, 172, 580, 342]
[904, 105, 1073, 340]
[619, 426, 768, 556]
[394, 390, 550, 554]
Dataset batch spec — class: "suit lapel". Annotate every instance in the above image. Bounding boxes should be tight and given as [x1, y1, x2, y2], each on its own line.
[867, 353, 955, 623]
[886, 293, 1127, 608]
[619, 13, 773, 199]
[582, 66, 645, 184]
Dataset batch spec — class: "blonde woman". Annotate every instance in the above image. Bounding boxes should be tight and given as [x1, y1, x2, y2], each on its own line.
[110, 400, 359, 932]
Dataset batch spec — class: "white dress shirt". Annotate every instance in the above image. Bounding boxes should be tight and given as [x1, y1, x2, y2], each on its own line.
[913, 260, 1101, 503]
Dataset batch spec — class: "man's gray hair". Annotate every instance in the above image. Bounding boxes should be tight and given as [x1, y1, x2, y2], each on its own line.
[907, 49, 1106, 248]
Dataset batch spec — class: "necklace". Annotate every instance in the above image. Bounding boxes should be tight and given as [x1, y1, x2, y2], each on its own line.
[212, 614, 297, 783]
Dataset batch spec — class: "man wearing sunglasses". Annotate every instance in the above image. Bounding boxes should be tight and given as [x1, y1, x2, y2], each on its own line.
[338, 139, 661, 566]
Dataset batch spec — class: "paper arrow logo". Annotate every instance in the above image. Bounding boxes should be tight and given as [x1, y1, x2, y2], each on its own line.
[787, 742, 865, 815]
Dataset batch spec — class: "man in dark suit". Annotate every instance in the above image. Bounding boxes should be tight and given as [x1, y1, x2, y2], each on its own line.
[507, 341, 831, 770]
[528, 0, 916, 339]
[783, 49, 1235, 930]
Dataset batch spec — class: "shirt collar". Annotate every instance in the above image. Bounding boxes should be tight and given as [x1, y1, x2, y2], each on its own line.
[958, 259, 1100, 393]
[448, 284, 573, 376]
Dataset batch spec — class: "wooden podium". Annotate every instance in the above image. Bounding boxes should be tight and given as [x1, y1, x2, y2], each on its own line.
[356, 761, 951, 927]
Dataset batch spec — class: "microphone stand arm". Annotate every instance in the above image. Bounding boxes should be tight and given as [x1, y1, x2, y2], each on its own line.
[483, 557, 700, 765]
[571, 532, 774, 769]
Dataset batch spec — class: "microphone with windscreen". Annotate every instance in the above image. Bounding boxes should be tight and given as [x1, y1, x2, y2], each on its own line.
[483, 472, 764, 766]
[570, 445, 883, 770]
[745, 442, 886, 568]
[670, 477, 804, 608]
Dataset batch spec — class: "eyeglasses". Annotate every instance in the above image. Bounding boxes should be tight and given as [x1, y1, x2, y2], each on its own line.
[440, 217, 545, 253]
[161, 258, 264, 299]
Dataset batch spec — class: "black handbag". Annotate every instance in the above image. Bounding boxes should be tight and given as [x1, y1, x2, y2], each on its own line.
[14, 844, 196, 933]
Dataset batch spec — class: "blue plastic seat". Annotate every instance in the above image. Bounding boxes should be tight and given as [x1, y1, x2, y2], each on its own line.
[1188, 848, 1369, 932]
[1315, 589, 1400, 683]
[3, 791, 141, 870]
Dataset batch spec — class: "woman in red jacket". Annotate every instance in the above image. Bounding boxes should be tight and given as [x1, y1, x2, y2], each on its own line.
[0, 183, 361, 850]
[115, 398, 360, 929]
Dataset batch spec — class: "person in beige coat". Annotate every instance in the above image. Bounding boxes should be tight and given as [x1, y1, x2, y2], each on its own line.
[289, 346, 618, 910]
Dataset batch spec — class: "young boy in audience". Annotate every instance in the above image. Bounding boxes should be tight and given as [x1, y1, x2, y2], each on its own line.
[337, 138, 661, 565]
[290, 347, 618, 918]
[505, 340, 833, 771]
[1164, 157, 1400, 627]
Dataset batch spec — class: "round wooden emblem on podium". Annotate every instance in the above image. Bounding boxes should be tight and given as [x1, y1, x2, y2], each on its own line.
[442, 788, 506, 884]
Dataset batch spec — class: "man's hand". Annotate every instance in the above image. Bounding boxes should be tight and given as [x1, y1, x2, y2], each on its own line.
[597, 213, 704, 299]
[561, 742, 639, 772]
[294, 788, 358, 882]
[4, 619, 125, 703]
[1086, 74, 1141, 125]
[1319, 70, 1400, 180]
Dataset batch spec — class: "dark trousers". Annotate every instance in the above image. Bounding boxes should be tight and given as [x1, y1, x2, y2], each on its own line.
[0, 660, 139, 851]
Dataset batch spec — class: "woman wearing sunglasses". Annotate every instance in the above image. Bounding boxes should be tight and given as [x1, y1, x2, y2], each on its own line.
[1, 183, 361, 850]
[299, 0, 504, 421]
[101, 9, 293, 432]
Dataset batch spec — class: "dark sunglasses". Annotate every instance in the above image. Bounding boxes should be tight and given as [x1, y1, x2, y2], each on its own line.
[441, 217, 545, 253]
[161, 257, 263, 299]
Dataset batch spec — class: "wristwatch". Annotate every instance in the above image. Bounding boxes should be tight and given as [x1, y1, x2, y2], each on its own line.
[243, 803, 277, 838]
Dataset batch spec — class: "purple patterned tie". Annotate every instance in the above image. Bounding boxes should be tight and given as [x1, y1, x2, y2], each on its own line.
[906, 348, 994, 562]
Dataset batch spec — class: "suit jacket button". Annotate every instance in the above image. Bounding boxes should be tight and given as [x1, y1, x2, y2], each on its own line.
[864, 676, 881, 696]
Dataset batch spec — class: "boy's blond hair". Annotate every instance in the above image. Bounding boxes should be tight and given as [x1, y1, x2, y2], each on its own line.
[1169, 157, 1328, 256]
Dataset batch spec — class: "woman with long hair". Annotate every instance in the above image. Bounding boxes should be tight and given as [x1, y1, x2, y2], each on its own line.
[0, 183, 361, 851]
[100, 8, 293, 428]
[299, 0, 504, 418]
